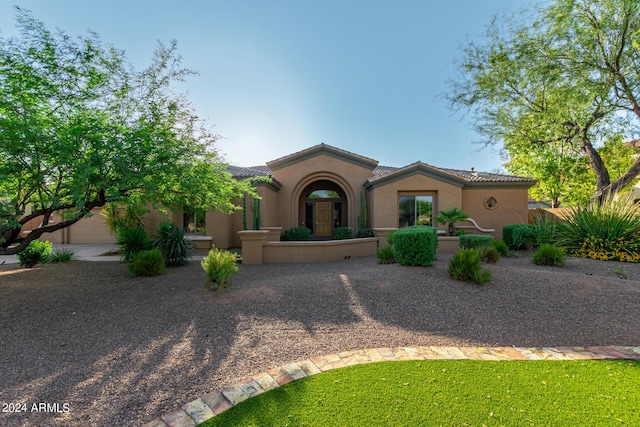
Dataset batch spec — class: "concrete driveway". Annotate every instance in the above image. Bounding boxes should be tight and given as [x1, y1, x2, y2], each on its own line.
[0, 243, 121, 264]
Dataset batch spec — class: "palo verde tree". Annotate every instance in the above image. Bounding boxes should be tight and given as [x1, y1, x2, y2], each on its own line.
[0, 9, 255, 255]
[449, 0, 640, 206]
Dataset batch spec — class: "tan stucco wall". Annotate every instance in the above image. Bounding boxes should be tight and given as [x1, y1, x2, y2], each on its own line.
[369, 175, 463, 230]
[461, 188, 530, 240]
[22, 208, 115, 244]
[270, 154, 374, 231]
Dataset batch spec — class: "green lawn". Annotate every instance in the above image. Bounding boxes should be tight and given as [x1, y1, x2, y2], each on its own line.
[201, 360, 640, 426]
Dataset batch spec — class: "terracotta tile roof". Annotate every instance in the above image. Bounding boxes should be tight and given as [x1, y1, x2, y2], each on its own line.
[226, 165, 272, 178]
[229, 162, 534, 184]
[267, 143, 379, 169]
[442, 168, 535, 183]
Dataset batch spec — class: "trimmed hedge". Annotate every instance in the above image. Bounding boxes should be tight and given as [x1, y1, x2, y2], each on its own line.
[281, 226, 312, 241]
[459, 234, 493, 249]
[503, 224, 537, 250]
[333, 226, 352, 240]
[393, 226, 438, 267]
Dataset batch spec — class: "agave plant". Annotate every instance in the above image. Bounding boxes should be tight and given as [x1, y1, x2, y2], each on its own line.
[152, 220, 195, 266]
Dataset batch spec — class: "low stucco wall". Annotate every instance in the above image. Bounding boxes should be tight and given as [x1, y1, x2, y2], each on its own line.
[262, 238, 378, 263]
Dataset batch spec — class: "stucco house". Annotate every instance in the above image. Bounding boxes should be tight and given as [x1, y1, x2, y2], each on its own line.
[35, 143, 536, 250]
[183, 143, 534, 247]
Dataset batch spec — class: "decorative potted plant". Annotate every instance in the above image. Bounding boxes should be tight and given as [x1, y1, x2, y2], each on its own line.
[436, 207, 469, 236]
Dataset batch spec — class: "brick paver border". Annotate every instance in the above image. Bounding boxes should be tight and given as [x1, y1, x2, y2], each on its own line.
[143, 345, 640, 427]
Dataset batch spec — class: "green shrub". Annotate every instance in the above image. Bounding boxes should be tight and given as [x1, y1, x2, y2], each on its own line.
[356, 228, 375, 238]
[117, 226, 151, 262]
[503, 224, 537, 250]
[386, 231, 395, 246]
[531, 244, 566, 266]
[448, 248, 492, 285]
[201, 246, 239, 290]
[152, 220, 195, 266]
[44, 248, 77, 264]
[459, 234, 493, 249]
[280, 226, 312, 241]
[393, 226, 438, 267]
[17, 240, 53, 268]
[127, 249, 165, 276]
[555, 194, 640, 262]
[376, 245, 395, 264]
[475, 245, 501, 263]
[492, 240, 509, 256]
[333, 226, 352, 240]
[531, 213, 559, 246]
[454, 230, 467, 236]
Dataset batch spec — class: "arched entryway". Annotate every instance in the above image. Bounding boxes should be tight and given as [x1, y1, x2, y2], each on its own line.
[299, 179, 347, 238]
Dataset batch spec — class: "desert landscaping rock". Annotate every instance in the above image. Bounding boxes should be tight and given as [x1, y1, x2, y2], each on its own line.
[1, 253, 639, 426]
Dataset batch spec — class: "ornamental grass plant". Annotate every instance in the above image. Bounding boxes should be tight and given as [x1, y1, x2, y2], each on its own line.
[201, 246, 239, 290]
[556, 194, 640, 262]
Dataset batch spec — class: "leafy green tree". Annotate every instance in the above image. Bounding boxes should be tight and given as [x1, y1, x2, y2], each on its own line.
[0, 9, 254, 255]
[449, 0, 640, 205]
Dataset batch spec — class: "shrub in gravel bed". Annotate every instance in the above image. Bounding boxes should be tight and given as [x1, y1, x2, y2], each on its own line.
[127, 249, 165, 276]
[117, 226, 151, 262]
[503, 224, 537, 250]
[376, 245, 395, 264]
[448, 248, 492, 285]
[152, 220, 195, 266]
[44, 247, 77, 264]
[492, 239, 509, 256]
[531, 244, 565, 267]
[555, 194, 640, 262]
[17, 240, 52, 268]
[393, 226, 438, 267]
[475, 245, 501, 263]
[202, 246, 239, 290]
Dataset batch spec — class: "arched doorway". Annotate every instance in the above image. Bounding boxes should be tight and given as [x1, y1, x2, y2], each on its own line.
[299, 180, 347, 238]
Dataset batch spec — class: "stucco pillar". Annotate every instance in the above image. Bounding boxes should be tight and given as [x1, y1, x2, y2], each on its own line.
[260, 227, 283, 242]
[238, 230, 269, 265]
[373, 228, 398, 246]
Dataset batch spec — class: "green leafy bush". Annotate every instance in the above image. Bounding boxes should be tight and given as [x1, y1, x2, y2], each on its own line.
[280, 226, 312, 241]
[503, 224, 537, 250]
[531, 244, 566, 266]
[475, 245, 501, 263]
[459, 234, 493, 249]
[127, 249, 165, 276]
[356, 228, 375, 238]
[44, 248, 77, 264]
[17, 240, 52, 268]
[448, 248, 492, 285]
[201, 247, 239, 290]
[376, 245, 395, 264]
[492, 240, 509, 256]
[152, 220, 195, 266]
[454, 230, 467, 236]
[386, 232, 395, 246]
[117, 226, 151, 262]
[555, 194, 640, 262]
[393, 226, 438, 267]
[333, 226, 352, 240]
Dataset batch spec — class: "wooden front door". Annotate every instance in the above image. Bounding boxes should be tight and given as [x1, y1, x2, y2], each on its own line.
[315, 202, 332, 237]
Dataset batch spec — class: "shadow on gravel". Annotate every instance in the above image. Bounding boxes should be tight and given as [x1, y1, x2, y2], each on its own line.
[1, 254, 639, 426]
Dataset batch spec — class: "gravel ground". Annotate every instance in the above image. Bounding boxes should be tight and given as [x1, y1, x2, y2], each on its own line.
[1, 253, 639, 426]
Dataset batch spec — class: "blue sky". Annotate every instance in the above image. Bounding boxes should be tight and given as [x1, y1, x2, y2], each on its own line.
[0, 1, 532, 172]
